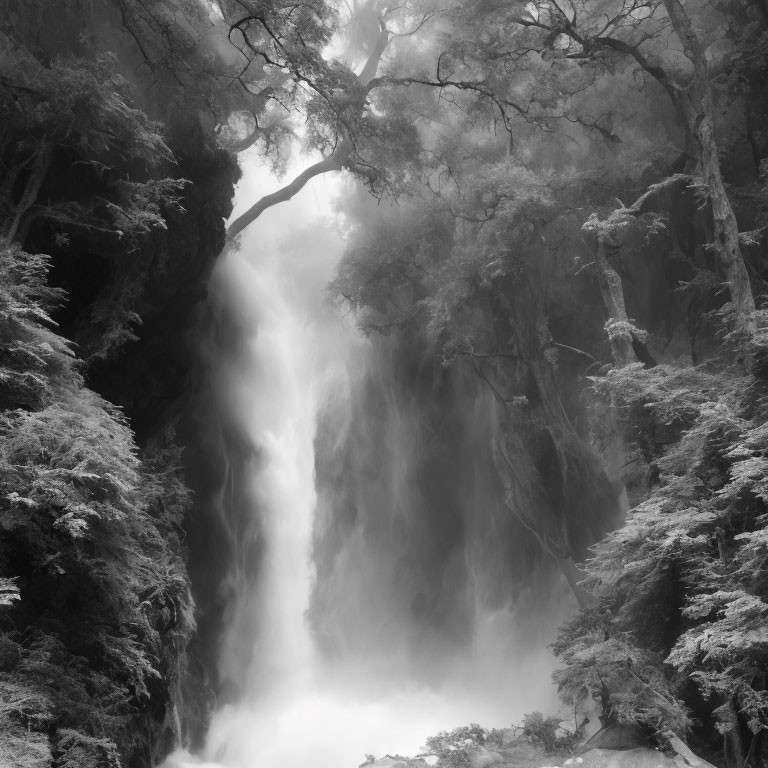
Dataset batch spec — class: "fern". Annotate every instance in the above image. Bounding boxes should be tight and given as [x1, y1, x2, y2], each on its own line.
[0, 239, 195, 765]
[555, 331, 768, 749]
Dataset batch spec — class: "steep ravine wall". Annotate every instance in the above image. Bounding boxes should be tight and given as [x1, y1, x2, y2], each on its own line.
[45, 123, 240, 764]
[77, 121, 242, 757]
[0, 6, 242, 763]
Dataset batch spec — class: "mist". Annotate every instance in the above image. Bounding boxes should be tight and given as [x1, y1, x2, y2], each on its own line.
[162, 140, 580, 768]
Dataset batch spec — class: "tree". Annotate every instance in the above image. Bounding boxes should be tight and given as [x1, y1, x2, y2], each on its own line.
[0, 236, 195, 766]
[658, 0, 756, 334]
[62, 0, 757, 364]
[553, 355, 768, 767]
[581, 174, 692, 367]
[428, 0, 757, 334]
[0, 51, 181, 240]
[208, 0, 755, 380]
[224, 4, 404, 239]
[0, 7, 210, 765]
[222, 0, 761, 338]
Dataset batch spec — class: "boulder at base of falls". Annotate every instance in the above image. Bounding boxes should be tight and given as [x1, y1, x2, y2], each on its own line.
[466, 745, 676, 768]
[368, 756, 431, 768]
[576, 748, 676, 768]
[369, 758, 408, 768]
[581, 725, 649, 752]
[365, 736, 682, 768]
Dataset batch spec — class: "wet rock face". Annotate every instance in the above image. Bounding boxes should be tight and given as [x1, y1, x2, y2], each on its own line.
[44, 112, 242, 751]
[80, 122, 240, 442]
[46, 125, 241, 753]
[10, 43, 241, 758]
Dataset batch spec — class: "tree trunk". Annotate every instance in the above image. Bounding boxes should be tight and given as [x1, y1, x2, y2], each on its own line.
[4, 143, 52, 245]
[695, 108, 756, 336]
[661, 0, 756, 337]
[595, 233, 637, 367]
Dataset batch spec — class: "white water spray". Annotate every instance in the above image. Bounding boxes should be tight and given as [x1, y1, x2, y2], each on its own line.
[165, 155, 573, 768]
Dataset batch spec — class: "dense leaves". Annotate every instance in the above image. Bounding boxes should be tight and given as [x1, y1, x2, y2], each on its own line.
[0, 242, 195, 766]
[553, 351, 768, 764]
[1, 5, 211, 766]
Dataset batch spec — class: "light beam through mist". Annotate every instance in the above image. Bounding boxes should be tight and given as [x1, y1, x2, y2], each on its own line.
[163, 151, 575, 768]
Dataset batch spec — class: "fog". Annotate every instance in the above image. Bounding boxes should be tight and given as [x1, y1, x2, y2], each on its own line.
[164, 149, 575, 768]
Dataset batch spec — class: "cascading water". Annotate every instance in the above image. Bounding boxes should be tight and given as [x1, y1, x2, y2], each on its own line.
[166, 156, 576, 768]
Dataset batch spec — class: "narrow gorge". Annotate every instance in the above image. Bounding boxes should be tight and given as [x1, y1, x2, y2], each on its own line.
[1, 1, 767, 768]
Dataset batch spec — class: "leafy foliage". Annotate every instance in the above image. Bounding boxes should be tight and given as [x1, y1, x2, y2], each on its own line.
[521, 711, 575, 752]
[553, 609, 692, 735]
[422, 724, 489, 768]
[0, 244, 75, 410]
[0, 4, 239, 766]
[0, 242, 194, 764]
[554, 334, 768, 763]
[53, 729, 121, 768]
[0, 22, 204, 360]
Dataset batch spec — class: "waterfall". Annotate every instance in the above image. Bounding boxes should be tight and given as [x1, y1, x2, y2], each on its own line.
[164, 155, 574, 768]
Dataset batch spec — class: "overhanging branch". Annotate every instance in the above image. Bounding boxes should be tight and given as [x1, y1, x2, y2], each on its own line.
[225, 24, 391, 240]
